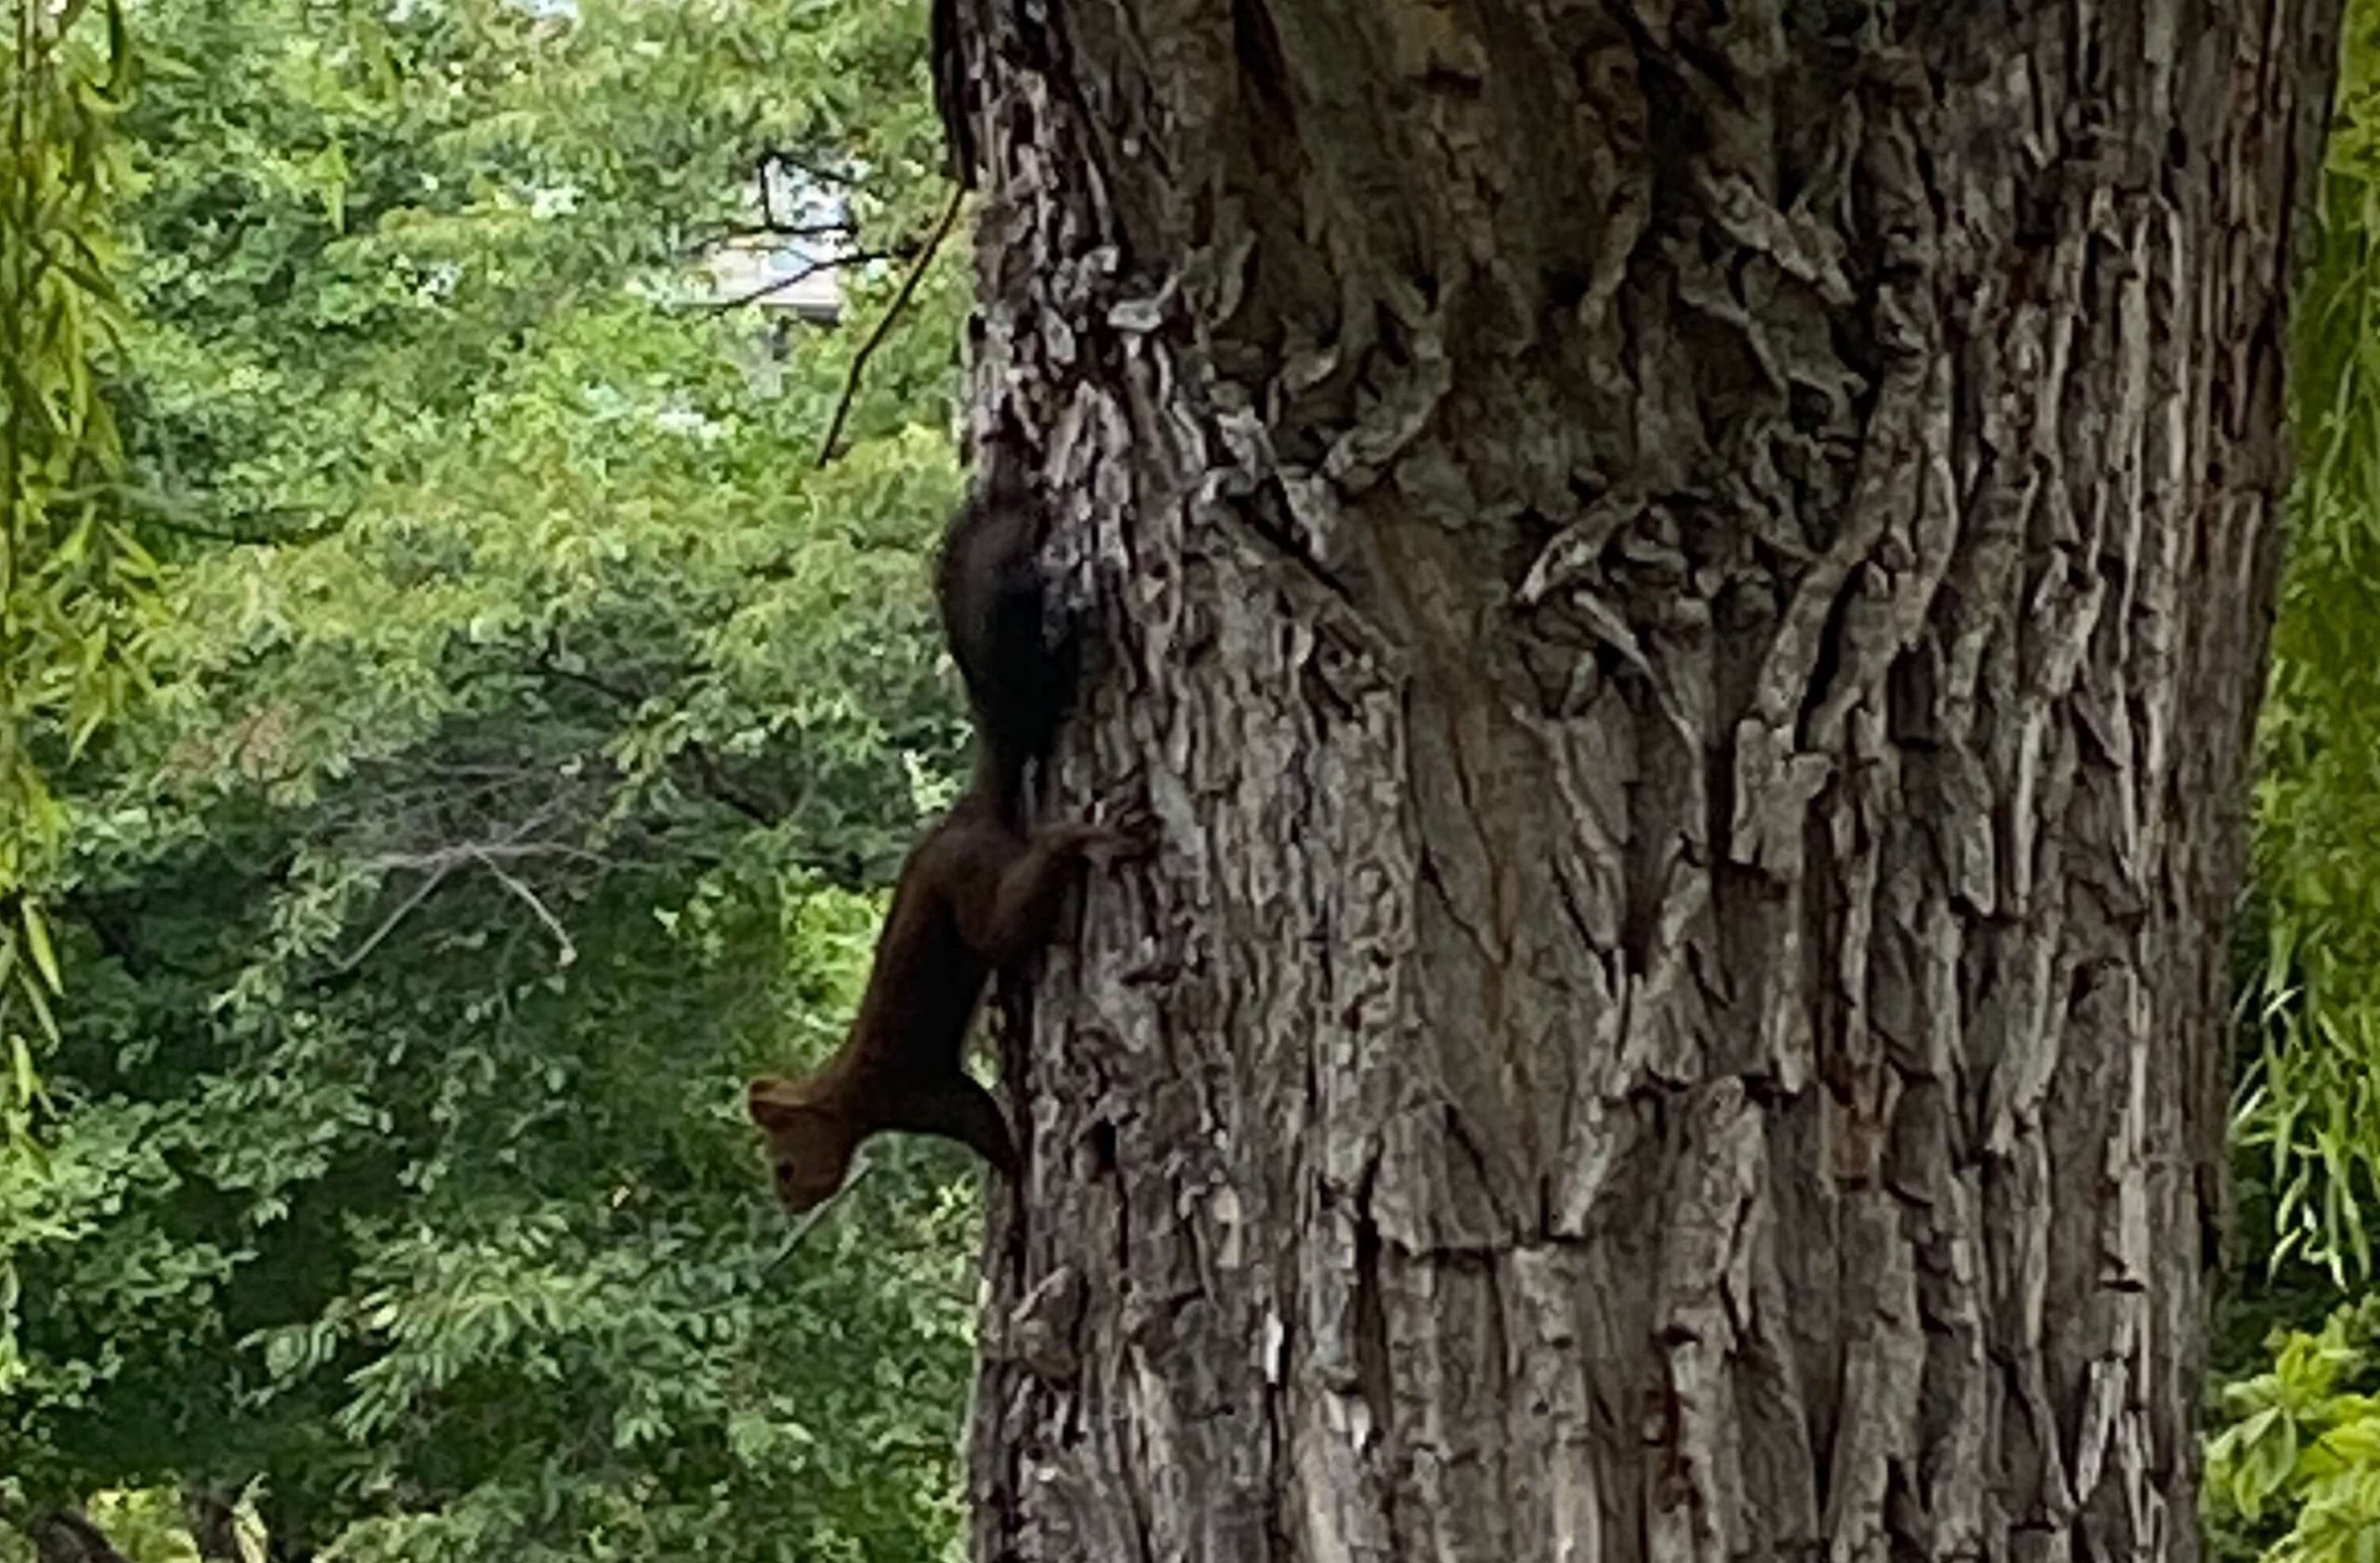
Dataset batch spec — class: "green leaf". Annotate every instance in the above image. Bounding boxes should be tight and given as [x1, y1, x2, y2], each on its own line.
[20, 899, 61, 995]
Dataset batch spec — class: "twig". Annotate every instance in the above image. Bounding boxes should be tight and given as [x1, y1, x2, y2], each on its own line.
[521, 655, 784, 825]
[759, 1159, 878, 1277]
[474, 852, 577, 967]
[526, 652, 653, 709]
[758, 155, 780, 229]
[763, 150, 873, 193]
[685, 219, 856, 255]
[330, 861, 457, 975]
[680, 741, 783, 827]
[115, 483, 345, 547]
[815, 182, 967, 468]
[704, 250, 893, 315]
[360, 840, 611, 874]
[331, 803, 567, 974]
[143, 510, 347, 548]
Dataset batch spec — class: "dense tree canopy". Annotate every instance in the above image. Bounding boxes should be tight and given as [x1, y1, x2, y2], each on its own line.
[2244, 5, 2380, 1286]
[3, 0, 153, 1248]
[4, 0, 990, 1556]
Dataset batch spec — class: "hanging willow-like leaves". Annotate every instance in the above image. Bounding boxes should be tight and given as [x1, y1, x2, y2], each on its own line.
[0, 0, 152, 1387]
[2, 0, 150, 1068]
[2240, 1, 2380, 1284]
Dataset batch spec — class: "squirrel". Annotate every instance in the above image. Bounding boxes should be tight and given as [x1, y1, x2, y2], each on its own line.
[747, 471, 1131, 1212]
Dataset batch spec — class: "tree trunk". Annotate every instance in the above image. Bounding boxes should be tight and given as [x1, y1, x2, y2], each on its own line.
[948, 3, 2342, 1559]
[181, 1483, 277, 1563]
[27, 1512, 129, 1563]
[184, 1485, 239, 1563]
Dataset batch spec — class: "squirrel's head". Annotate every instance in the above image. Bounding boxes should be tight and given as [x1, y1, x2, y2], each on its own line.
[747, 1076, 860, 1213]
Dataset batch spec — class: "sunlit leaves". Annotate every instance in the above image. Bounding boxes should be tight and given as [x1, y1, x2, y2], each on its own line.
[2, 0, 156, 1422]
[2206, 1298, 2380, 1563]
[2242, 0, 2380, 1284]
[2213, 11, 2380, 1554]
[1, 0, 146, 1050]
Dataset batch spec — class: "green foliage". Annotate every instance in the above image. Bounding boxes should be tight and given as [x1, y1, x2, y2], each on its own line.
[4, 0, 985, 1554]
[2, 0, 155, 1425]
[0, 0, 152, 879]
[2209, 7, 2380, 1558]
[0, 1487, 202, 1563]
[115, 0, 957, 551]
[2240, 0, 2380, 1282]
[2206, 1297, 2380, 1563]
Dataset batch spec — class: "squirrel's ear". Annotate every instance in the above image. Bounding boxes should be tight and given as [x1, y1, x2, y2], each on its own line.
[747, 1076, 808, 1132]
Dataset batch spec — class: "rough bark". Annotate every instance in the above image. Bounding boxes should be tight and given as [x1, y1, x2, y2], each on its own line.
[949, 3, 2342, 1560]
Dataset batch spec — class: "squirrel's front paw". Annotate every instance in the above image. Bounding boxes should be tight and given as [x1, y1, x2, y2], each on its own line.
[1085, 800, 1157, 863]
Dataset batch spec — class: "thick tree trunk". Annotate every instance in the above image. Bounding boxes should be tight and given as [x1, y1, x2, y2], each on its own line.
[950, 3, 2341, 1559]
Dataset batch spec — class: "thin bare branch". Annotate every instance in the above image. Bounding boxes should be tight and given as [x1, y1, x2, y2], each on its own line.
[685, 219, 857, 256]
[815, 183, 966, 467]
[329, 860, 456, 975]
[703, 250, 892, 314]
[475, 851, 577, 966]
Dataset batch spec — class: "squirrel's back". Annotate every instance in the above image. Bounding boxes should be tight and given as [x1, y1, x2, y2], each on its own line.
[936, 481, 1074, 822]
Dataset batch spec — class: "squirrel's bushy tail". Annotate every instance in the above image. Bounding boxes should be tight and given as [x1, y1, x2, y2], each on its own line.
[936, 476, 1075, 826]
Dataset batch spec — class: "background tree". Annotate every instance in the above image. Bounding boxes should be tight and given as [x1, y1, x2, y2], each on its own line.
[2241, 0, 2380, 1287]
[1, 0, 152, 1529]
[0, 0, 149, 1016]
[2196, 8, 2380, 1559]
[2, 0, 989, 1556]
[943, 4, 2347, 1560]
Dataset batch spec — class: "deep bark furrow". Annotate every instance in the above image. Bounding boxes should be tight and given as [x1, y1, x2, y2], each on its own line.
[956, 2, 2340, 1560]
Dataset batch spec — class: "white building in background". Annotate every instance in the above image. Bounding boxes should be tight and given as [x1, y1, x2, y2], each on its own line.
[692, 242, 844, 324]
[674, 165, 853, 395]
[684, 156, 851, 325]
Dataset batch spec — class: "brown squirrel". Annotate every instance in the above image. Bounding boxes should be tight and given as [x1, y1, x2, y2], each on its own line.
[747, 474, 1129, 1212]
